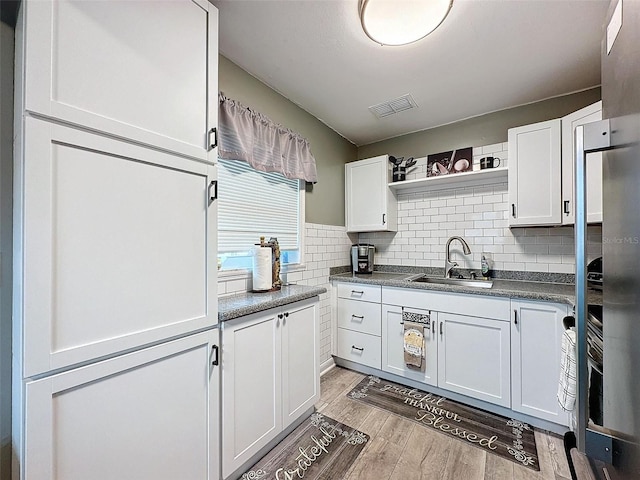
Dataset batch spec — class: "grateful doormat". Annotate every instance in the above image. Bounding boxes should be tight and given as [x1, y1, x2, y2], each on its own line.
[240, 413, 369, 480]
[347, 376, 539, 470]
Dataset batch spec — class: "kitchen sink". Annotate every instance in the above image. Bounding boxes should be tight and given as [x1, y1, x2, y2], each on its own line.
[407, 275, 493, 289]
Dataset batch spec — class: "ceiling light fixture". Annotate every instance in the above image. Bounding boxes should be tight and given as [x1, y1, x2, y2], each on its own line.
[359, 0, 453, 47]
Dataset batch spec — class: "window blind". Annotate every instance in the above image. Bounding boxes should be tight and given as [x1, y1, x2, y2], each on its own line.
[218, 158, 300, 254]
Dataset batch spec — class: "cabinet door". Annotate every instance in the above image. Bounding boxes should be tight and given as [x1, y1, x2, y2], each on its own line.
[508, 119, 562, 226]
[438, 313, 511, 407]
[221, 310, 281, 479]
[511, 300, 570, 426]
[345, 155, 397, 232]
[382, 305, 438, 387]
[22, 0, 218, 162]
[561, 101, 603, 224]
[18, 117, 218, 378]
[23, 329, 219, 480]
[281, 299, 320, 429]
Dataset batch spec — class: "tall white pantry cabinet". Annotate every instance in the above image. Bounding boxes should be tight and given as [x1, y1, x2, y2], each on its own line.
[12, 2, 220, 479]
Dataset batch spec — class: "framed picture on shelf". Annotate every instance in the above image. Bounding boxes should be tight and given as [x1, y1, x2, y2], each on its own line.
[426, 147, 473, 177]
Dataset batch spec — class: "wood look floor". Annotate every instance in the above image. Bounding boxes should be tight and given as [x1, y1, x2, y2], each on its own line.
[316, 366, 572, 480]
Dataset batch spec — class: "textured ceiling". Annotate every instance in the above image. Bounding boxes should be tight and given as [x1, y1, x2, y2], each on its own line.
[212, 0, 609, 146]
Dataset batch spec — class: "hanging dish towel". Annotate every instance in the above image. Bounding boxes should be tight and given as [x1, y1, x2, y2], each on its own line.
[403, 310, 429, 369]
[558, 326, 577, 411]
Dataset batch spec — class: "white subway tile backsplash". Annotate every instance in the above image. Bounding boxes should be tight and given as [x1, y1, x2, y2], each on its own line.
[360, 142, 602, 273]
[218, 144, 603, 366]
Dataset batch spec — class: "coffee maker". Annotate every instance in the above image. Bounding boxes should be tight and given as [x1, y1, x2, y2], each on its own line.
[351, 244, 375, 274]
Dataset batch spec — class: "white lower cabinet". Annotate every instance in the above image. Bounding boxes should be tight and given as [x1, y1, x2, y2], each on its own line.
[511, 299, 571, 426]
[438, 312, 511, 408]
[381, 305, 438, 386]
[23, 329, 220, 480]
[221, 298, 319, 479]
[336, 284, 382, 369]
[336, 283, 571, 427]
[381, 304, 510, 407]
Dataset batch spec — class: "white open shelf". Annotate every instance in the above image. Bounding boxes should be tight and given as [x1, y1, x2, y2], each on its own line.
[388, 167, 508, 193]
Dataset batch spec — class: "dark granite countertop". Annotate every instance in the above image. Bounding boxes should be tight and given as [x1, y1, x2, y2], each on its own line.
[218, 284, 327, 322]
[329, 271, 602, 307]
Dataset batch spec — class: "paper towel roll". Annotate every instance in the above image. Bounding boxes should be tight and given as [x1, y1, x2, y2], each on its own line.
[252, 246, 272, 291]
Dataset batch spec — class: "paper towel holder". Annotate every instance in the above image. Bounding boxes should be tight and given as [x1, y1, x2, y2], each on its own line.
[251, 236, 283, 293]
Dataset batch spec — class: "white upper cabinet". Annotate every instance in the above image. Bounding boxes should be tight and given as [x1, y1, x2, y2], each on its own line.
[345, 155, 397, 232]
[22, 0, 218, 162]
[561, 101, 603, 224]
[508, 119, 562, 226]
[18, 117, 218, 378]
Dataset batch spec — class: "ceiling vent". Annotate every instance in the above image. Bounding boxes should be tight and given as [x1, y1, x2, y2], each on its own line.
[369, 94, 418, 119]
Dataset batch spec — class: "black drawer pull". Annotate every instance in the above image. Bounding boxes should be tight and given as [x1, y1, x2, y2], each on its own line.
[211, 345, 219, 366]
[351, 290, 364, 295]
[351, 345, 364, 352]
[351, 314, 364, 320]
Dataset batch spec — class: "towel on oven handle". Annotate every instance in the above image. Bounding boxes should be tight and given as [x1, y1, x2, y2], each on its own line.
[558, 327, 577, 411]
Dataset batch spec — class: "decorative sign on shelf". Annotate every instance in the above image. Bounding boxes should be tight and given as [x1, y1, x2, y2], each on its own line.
[426, 147, 473, 177]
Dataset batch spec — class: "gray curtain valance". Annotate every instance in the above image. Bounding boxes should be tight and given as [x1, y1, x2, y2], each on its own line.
[218, 93, 318, 183]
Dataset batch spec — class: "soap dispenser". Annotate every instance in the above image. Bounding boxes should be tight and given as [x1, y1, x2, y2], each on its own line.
[481, 252, 492, 279]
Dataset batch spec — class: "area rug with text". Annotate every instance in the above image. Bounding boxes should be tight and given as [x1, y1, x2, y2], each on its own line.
[240, 413, 369, 480]
[347, 375, 539, 470]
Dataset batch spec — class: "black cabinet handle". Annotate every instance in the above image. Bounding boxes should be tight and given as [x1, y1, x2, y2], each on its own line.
[208, 180, 218, 204]
[351, 290, 364, 295]
[211, 345, 219, 366]
[278, 314, 283, 319]
[351, 345, 364, 352]
[440, 322, 443, 337]
[284, 312, 289, 318]
[514, 310, 518, 325]
[382, 213, 386, 224]
[208, 127, 217, 150]
[511, 204, 516, 217]
[564, 200, 570, 215]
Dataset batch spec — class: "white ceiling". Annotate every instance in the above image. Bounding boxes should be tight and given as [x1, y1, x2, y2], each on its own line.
[211, 0, 610, 146]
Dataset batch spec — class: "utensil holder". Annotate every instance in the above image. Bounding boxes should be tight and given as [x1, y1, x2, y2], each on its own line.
[392, 165, 406, 182]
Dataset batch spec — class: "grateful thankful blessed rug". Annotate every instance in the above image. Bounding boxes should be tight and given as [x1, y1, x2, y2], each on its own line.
[347, 376, 539, 471]
[240, 413, 369, 480]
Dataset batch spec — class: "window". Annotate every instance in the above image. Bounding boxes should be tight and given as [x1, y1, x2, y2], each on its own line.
[217, 158, 304, 271]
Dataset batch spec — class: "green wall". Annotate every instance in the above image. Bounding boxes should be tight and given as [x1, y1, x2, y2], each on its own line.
[220, 54, 601, 226]
[218, 55, 357, 226]
[357, 88, 601, 160]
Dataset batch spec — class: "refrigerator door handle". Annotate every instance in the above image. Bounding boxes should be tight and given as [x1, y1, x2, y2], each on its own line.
[574, 120, 612, 453]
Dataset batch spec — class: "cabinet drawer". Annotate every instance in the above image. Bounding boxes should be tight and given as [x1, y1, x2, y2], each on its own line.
[337, 299, 381, 336]
[382, 286, 510, 321]
[337, 283, 381, 303]
[337, 328, 381, 369]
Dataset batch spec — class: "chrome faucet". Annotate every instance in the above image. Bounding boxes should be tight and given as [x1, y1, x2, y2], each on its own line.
[444, 236, 471, 278]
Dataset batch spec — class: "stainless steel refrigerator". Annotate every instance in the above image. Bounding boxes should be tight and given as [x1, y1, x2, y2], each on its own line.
[574, 1, 640, 478]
